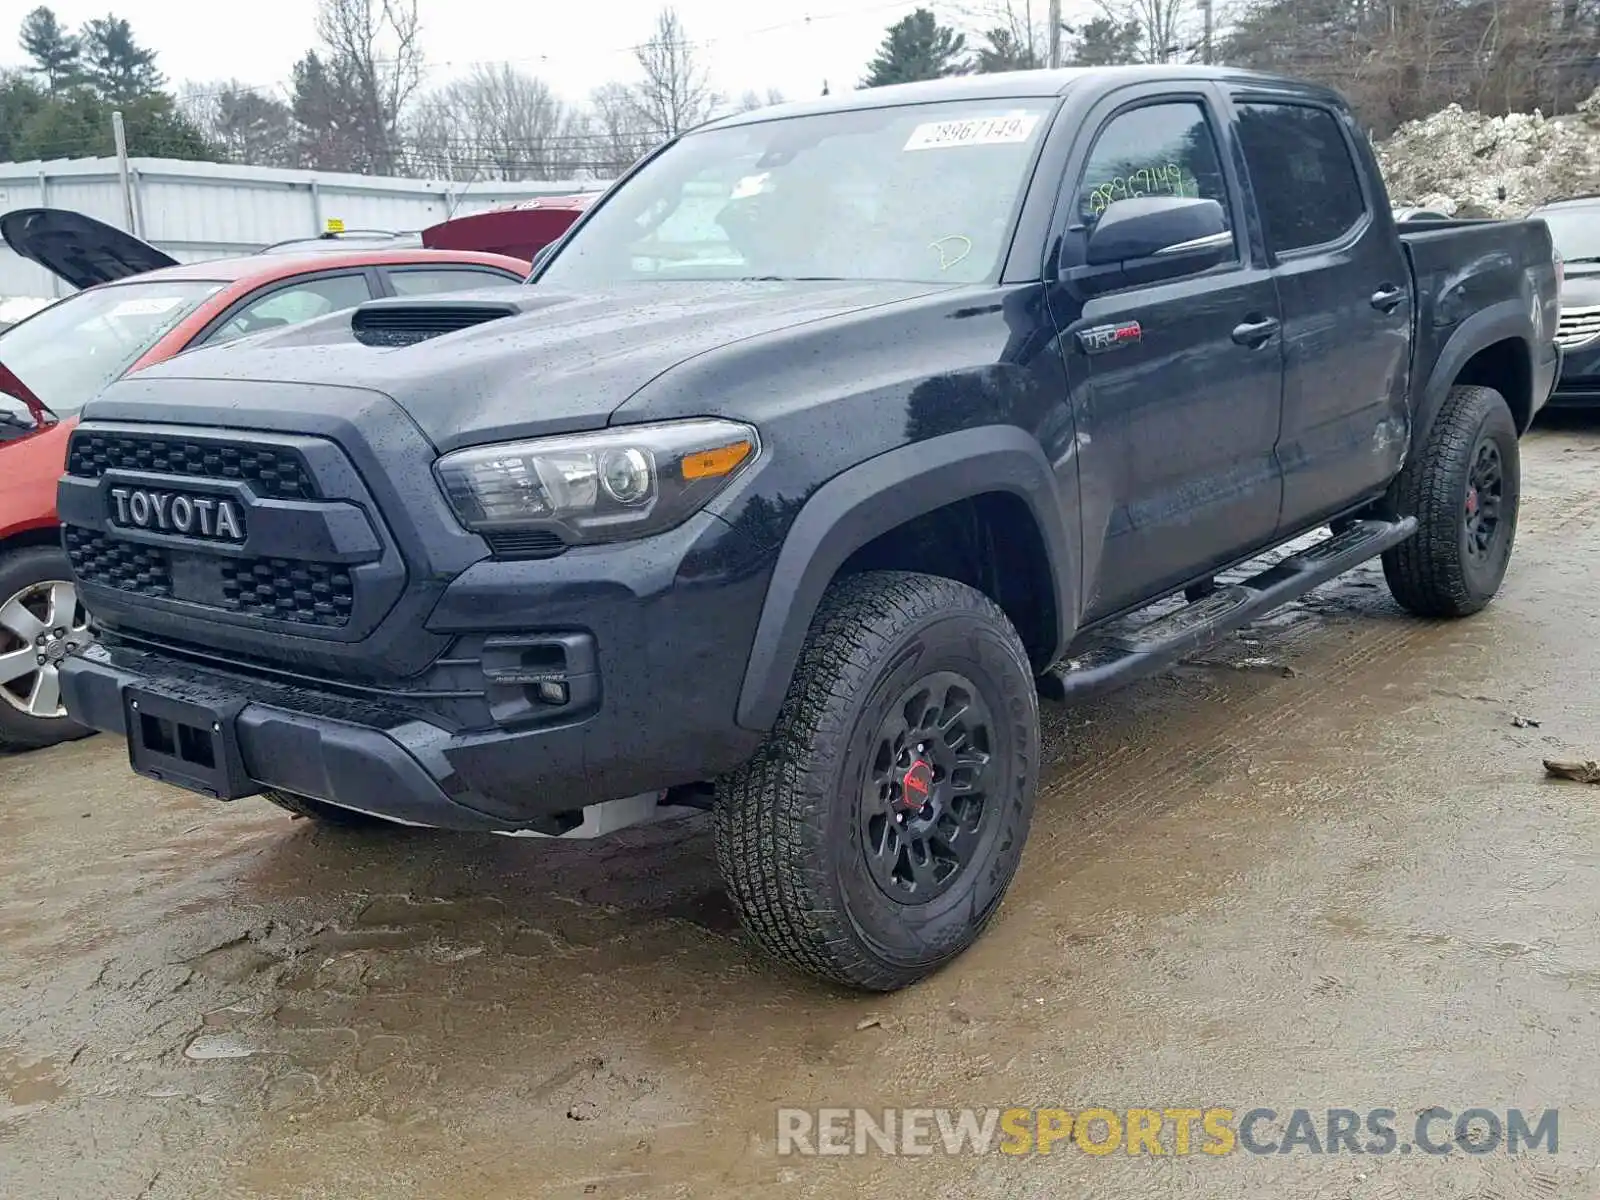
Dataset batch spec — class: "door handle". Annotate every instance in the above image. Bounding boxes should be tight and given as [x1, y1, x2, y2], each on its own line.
[1231, 316, 1280, 348]
[1370, 285, 1407, 313]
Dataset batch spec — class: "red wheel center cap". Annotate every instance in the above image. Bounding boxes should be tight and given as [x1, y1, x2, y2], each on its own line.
[900, 759, 933, 809]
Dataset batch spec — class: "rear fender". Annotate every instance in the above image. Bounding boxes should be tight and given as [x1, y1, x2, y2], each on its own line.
[1415, 299, 1535, 442]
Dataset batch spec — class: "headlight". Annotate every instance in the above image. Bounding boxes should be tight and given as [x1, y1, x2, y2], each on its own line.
[435, 418, 760, 546]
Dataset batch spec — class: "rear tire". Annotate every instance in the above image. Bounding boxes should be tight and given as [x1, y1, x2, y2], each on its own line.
[262, 788, 397, 828]
[715, 571, 1039, 992]
[0, 545, 95, 752]
[1382, 384, 1519, 617]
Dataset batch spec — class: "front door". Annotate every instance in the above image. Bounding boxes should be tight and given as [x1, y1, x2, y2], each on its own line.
[1230, 97, 1412, 532]
[1049, 89, 1286, 621]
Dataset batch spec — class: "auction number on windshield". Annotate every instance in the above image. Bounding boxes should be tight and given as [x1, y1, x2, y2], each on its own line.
[904, 114, 1041, 152]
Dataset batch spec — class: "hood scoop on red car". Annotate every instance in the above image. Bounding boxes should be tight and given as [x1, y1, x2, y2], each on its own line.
[351, 299, 518, 348]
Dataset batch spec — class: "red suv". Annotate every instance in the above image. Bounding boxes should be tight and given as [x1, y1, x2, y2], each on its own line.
[0, 208, 529, 751]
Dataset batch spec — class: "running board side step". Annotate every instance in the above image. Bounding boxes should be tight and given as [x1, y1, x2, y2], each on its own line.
[1038, 517, 1416, 703]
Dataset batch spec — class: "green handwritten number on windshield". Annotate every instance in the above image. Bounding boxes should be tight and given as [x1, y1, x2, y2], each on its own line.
[1088, 163, 1191, 216]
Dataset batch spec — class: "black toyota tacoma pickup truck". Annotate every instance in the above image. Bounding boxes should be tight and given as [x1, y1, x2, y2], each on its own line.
[55, 67, 1559, 991]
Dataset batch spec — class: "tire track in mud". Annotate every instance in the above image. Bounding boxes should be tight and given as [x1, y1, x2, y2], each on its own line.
[1025, 610, 1447, 872]
[1022, 429, 1599, 874]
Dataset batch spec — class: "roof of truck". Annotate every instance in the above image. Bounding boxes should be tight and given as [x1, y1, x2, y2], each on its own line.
[702, 65, 1342, 131]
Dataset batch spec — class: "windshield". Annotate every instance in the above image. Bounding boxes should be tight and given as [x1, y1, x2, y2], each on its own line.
[0, 279, 222, 416]
[539, 100, 1056, 287]
[1534, 208, 1600, 262]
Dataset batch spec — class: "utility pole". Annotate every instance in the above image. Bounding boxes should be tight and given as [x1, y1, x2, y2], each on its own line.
[111, 111, 137, 236]
[1200, 0, 1214, 64]
[1048, 0, 1062, 67]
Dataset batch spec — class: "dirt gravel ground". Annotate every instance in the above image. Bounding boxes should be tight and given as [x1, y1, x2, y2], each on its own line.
[5, 422, 1600, 1199]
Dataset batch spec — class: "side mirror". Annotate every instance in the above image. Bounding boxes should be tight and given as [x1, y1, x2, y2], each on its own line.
[1081, 196, 1232, 278]
[0, 392, 41, 441]
[530, 243, 556, 272]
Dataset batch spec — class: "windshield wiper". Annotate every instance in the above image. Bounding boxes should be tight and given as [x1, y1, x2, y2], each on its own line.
[733, 275, 850, 282]
[1559, 255, 1600, 265]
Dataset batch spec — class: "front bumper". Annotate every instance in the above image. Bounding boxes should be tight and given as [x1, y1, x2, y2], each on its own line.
[60, 508, 775, 832]
[1548, 337, 1600, 407]
[61, 645, 505, 830]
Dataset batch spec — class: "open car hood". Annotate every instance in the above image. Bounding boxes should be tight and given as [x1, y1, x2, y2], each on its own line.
[421, 194, 598, 261]
[0, 207, 179, 290]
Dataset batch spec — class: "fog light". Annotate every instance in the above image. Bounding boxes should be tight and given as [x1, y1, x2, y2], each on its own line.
[536, 680, 569, 705]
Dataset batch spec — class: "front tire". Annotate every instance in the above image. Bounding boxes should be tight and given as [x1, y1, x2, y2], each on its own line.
[716, 571, 1039, 991]
[1382, 384, 1520, 617]
[0, 545, 95, 752]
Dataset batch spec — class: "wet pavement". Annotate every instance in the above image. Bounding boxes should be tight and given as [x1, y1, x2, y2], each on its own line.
[6, 421, 1600, 1199]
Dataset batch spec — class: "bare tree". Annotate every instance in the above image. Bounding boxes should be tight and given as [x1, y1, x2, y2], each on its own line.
[591, 80, 659, 175]
[1093, 0, 1189, 61]
[180, 79, 297, 166]
[631, 7, 716, 139]
[405, 64, 587, 180]
[1223, 0, 1600, 134]
[957, 0, 1047, 69]
[312, 0, 423, 174]
[730, 87, 786, 113]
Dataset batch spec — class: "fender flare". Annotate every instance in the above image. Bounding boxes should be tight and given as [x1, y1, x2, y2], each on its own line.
[1415, 299, 1534, 442]
[734, 425, 1078, 732]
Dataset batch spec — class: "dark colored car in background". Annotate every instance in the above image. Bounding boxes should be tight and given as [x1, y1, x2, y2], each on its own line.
[0, 207, 530, 752]
[1531, 195, 1600, 406]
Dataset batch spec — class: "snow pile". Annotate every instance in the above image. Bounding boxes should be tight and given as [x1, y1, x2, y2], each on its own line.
[1376, 94, 1600, 218]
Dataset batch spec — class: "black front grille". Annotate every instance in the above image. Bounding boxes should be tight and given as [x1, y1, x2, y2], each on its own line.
[66, 529, 354, 628]
[67, 432, 317, 500]
[65, 527, 172, 598]
[219, 558, 354, 626]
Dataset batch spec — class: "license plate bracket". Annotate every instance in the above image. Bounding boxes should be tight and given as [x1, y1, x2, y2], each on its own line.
[124, 684, 257, 801]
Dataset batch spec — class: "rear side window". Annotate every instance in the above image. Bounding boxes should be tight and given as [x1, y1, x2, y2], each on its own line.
[387, 267, 520, 296]
[1235, 102, 1366, 254]
[202, 273, 374, 347]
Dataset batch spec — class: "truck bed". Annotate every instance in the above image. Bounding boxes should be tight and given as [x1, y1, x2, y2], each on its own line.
[1399, 217, 1560, 426]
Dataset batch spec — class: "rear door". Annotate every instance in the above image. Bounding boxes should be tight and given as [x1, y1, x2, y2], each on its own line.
[1049, 86, 1286, 620]
[1229, 96, 1412, 531]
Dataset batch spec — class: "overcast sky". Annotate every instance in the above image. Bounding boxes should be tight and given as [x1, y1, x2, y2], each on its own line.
[0, 0, 1003, 106]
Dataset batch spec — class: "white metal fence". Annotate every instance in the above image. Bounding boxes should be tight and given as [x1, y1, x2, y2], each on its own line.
[0, 156, 609, 299]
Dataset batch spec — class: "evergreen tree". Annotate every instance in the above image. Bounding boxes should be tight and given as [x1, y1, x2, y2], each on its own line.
[18, 7, 80, 94]
[861, 9, 970, 88]
[974, 27, 1042, 73]
[79, 15, 163, 105]
[1069, 17, 1144, 66]
[0, 71, 50, 160]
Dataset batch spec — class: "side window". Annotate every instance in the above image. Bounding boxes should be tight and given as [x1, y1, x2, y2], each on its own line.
[387, 267, 520, 296]
[202, 274, 374, 346]
[1235, 103, 1366, 254]
[1077, 101, 1234, 242]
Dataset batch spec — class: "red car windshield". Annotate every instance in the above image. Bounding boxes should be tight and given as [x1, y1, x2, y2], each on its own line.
[0, 279, 223, 416]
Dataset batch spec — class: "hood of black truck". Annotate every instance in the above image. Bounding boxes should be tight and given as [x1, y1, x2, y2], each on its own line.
[106, 280, 939, 452]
